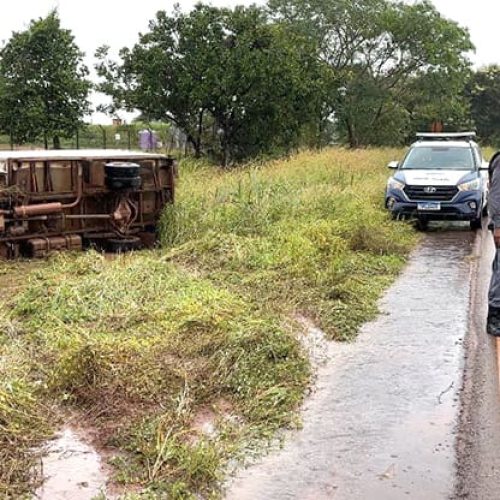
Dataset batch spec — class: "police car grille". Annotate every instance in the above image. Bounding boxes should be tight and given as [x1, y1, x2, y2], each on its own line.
[403, 185, 458, 202]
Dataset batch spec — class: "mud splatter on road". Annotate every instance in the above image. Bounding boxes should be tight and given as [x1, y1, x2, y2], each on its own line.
[226, 228, 475, 500]
[35, 427, 109, 500]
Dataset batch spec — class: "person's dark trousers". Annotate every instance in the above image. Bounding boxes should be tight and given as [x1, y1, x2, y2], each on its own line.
[488, 249, 500, 336]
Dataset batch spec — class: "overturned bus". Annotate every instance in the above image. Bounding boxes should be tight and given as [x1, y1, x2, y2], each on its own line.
[0, 150, 177, 259]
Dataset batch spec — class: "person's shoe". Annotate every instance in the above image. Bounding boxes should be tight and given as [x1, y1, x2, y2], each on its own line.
[487, 307, 500, 336]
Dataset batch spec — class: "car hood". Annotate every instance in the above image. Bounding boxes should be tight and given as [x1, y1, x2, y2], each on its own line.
[401, 170, 474, 186]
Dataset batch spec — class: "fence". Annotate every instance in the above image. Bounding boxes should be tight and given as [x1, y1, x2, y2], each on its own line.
[0, 124, 193, 156]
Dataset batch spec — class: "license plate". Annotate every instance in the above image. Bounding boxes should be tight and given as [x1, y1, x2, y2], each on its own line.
[417, 202, 441, 211]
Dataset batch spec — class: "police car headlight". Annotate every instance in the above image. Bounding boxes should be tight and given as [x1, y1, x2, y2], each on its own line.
[458, 178, 481, 192]
[387, 178, 405, 191]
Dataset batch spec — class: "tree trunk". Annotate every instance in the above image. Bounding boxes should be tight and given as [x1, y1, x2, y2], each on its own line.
[194, 109, 204, 158]
[53, 136, 61, 149]
[187, 134, 200, 157]
[346, 119, 358, 148]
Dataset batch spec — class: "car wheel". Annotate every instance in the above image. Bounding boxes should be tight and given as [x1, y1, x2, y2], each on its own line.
[470, 216, 483, 231]
[416, 218, 429, 231]
[106, 236, 142, 253]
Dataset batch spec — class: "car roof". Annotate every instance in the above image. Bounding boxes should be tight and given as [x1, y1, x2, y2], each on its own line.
[411, 140, 476, 149]
[0, 149, 170, 162]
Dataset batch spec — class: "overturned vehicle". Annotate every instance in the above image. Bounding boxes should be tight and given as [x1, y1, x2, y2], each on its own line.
[0, 150, 176, 259]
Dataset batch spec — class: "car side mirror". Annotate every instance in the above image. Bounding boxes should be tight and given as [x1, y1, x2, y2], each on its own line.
[387, 161, 399, 170]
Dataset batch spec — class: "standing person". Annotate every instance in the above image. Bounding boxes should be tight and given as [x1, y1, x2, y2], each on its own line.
[488, 152, 500, 335]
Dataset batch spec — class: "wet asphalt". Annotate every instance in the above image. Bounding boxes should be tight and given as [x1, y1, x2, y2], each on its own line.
[226, 225, 495, 500]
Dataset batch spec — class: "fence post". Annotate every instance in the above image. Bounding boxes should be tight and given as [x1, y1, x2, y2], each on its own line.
[76, 129, 80, 150]
[99, 125, 107, 149]
[127, 127, 131, 150]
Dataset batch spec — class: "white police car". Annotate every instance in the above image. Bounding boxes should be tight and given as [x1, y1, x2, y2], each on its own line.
[385, 132, 489, 230]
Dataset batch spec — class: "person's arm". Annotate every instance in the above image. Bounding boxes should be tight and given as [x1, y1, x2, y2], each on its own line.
[489, 159, 500, 246]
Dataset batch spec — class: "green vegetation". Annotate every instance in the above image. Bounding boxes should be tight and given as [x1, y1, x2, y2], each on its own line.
[0, 3, 498, 159]
[467, 66, 500, 146]
[0, 11, 91, 149]
[0, 253, 308, 497]
[162, 148, 416, 337]
[0, 148, 417, 497]
[96, 0, 473, 162]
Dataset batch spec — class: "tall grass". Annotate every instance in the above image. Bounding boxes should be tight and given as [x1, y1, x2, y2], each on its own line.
[162, 148, 417, 339]
[1, 147, 417, 497]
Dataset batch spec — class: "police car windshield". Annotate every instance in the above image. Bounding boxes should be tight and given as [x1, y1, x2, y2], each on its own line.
[401, 147, 474, 170]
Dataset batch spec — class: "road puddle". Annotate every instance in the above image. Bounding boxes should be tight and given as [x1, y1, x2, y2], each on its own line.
[35, 427, 109, 500]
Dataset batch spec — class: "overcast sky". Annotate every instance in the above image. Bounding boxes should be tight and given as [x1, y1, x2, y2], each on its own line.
[0, 0, 495, 123]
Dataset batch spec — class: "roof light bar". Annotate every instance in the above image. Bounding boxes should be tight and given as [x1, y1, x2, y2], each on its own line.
[416, 132, 476, 142]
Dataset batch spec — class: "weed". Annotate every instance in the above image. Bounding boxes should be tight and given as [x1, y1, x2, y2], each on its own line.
[1, 147, 417, 497]
[162, 147, 417, 339]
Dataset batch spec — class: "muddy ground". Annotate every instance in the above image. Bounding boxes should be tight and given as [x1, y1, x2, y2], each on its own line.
[226, 224, 500, 500]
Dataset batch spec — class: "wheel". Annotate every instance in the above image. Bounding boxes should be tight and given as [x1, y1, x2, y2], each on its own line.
[105, 162, 140, 178]
[106, 176, 142, 190]
[106, 236, 142, 253]
[470, 216, 483, 231]
[416, 218, 429, 231]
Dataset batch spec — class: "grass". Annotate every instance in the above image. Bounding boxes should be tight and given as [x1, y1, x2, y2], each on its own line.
[162, 148, 417, 339]
[0, 253, 308, 497]
[0, 147, 417, 497]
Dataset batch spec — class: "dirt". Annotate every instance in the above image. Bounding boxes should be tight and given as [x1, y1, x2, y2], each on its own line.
[35, 426, 110, 500]
[226, 227, 476, 499]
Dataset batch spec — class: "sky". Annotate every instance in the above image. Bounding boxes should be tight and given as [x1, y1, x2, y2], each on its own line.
[0, 0, 496, 123]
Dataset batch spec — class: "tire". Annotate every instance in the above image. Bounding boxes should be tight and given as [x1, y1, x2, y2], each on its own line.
[105, 163, 140, 178]
[470, 216, 483, 231]
[106, 236, 142, 253]
[105, 176, 142, 190]
[416, 218, 429, 231]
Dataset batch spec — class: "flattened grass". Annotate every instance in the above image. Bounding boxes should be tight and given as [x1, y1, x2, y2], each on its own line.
[1, 252, 307, 497]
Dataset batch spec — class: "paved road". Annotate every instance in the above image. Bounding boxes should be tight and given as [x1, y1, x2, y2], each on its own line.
[226, 226, 496, 500]
[454, 227, 500, 499]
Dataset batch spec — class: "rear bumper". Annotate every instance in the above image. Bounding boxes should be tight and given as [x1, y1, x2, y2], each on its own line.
[386, 188, 482, 221]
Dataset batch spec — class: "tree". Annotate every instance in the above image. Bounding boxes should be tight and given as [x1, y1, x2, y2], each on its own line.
[0, 11, 91, 149]
[96, 5, 327, 164]
[269, 0, 473, 146]
[466, 66, 500, 144]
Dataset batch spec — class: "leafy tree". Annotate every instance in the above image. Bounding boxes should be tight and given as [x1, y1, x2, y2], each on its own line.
[270, 0, 473, 146]
[0, 11, 91, 149]
[466, 66, 500, 144]
[96, 5, 327, 164]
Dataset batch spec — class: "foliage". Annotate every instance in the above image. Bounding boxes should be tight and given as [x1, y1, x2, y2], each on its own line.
[0, 11, 91, 149]
[467, 65, 500, 145]
[269, 0, 473, 146]
[0, 251, 308, 497]
[96, 5, 330, 164]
